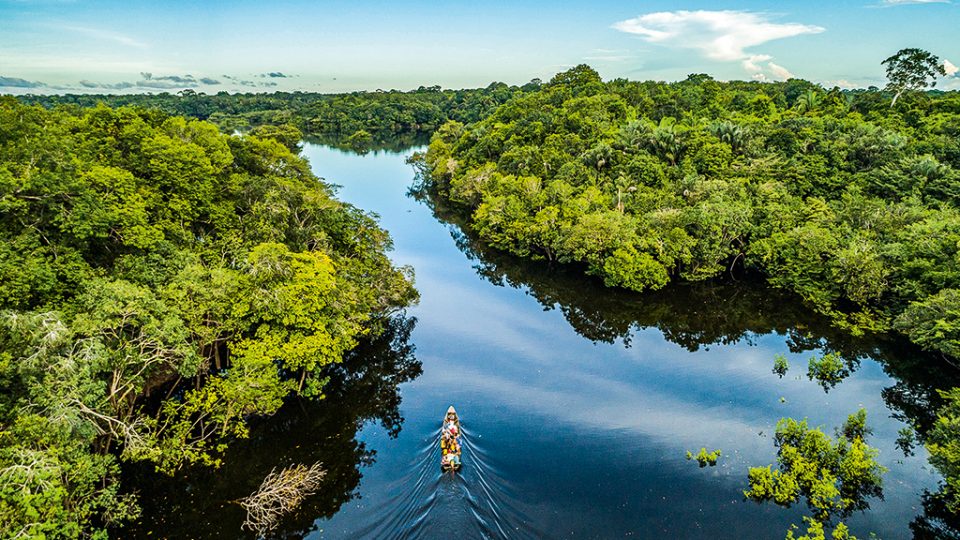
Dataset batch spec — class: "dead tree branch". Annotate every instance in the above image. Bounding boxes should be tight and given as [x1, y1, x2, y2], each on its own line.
[240, 462, 325, 537]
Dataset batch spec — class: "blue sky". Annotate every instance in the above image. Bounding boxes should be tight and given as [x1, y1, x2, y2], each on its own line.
[1, 0, 957, 94]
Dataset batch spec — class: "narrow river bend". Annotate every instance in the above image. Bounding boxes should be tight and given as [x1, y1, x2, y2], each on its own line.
[128, 142, 955, 539]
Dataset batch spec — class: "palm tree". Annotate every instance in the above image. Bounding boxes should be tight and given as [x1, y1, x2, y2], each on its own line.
[795, 90, 821, 114]
[614, 174, 636, 214]
[708, 120, 747, 154]
[581, 142, 614, 180]
[647, 117, 686, 166]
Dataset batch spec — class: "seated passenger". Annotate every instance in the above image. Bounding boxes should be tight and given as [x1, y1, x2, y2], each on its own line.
[449, 440, 461, 467]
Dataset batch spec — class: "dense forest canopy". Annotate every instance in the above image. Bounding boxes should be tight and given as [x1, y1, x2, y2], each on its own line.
[6, 58, 960, 537]
[18, 82, 536, 146]
[418, 64, 960, 350]
[0, 98, 416, 537]
[413, 63, 960, 531]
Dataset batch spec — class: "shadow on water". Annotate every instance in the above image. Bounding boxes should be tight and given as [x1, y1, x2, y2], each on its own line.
[304, 133, 431, 156]
[123, 142, 960, 539]
[410, 181, 960, 538]
[122, 315, 422, 539]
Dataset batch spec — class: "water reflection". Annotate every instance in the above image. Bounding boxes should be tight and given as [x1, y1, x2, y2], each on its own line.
[411, 177, 960, 538]
[430, 192, 958, 427]
[911, 491, 960, 539]
[305, 133, 431, 155]
[123, 315, 421, 539]
[126, 142, 960, 539]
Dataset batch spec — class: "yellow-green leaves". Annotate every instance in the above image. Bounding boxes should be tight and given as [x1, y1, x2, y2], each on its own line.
[745, 411, 885, 538]
[602, 247, 669, 292]
[0, 100, 416, 536]
[927, 388, 960, 513]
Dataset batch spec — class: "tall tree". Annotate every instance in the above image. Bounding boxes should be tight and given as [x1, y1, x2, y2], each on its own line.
[882, 48, 947, 106]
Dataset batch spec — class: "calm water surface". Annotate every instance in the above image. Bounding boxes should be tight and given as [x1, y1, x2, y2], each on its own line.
[128, 143, 958, 539]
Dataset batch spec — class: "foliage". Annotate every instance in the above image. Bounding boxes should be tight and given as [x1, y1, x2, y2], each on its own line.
[744, 410, 885, 538]
[895, 289, 960, 359]
[807, 352, 850, 392]
[124, 313, 423, 537]
[774, 354, 790, 378]
[786, 517, 855, 540]
[882, 48, 948, 106]
[927, 388, 960, 513]
[686, 447, 721, 467]
[897, 425, 917, 457]
[345, 129, 374, 153]
[19, 82, 529, 139]
[248, 123, 303, 152]
[414, 63, 960, 370]
[0, 99, 417, 536]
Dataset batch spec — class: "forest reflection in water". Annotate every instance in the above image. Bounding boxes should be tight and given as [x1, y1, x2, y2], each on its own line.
[412, 178, 960, 538]
[124, 315, 422, 539]
[304, 132, 432, 156]
[126, 143, 960, 538]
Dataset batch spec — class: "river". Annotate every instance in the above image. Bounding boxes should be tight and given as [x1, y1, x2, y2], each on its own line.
[127, 142, 957, 539]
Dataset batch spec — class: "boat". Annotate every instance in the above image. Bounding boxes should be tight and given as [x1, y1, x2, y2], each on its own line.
[441, 405, 462, 472]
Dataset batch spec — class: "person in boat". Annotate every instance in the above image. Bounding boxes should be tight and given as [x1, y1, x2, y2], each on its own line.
[441, 431, 460, 467]
[440, 431, 460, 468]
[443, 407, 460, 438]
[448, 437, 461, 468]
[441, 431, 453, 457]
[441, 406, 462, 469]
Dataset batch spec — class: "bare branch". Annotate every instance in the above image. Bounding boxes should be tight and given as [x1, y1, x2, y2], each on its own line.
[240, 462, 325, 537]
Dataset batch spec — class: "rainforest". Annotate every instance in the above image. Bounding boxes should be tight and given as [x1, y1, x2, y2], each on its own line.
[3, 29, 960, 539]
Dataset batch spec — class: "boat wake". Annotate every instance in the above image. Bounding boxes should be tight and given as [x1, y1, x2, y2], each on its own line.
[346, 424, 540, 539]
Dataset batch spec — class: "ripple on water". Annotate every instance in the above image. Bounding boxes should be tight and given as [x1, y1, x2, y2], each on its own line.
[344, 424, 542, 540]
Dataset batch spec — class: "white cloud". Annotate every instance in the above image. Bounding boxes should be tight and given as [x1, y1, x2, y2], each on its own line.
[768, 61, 794, 79]
[742, 54, 772, 74]
[612, 11, 824, 62]
[945, 59, 959, 77]
[822, 79, 859, 89]
[584, 49, 635, 63]
[612, 10, 823, 80]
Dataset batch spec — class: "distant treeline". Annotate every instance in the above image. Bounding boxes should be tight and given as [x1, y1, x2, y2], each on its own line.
[17, 82, 538, 143]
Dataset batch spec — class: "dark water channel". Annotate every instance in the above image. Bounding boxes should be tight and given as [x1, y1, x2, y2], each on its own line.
[127, 143, 960, 539]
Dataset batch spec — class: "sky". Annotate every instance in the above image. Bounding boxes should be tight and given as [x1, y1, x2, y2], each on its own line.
[1, 0, 958, 94]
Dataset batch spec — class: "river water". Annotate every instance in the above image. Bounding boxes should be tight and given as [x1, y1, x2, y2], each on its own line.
[128, 142, 958, 539]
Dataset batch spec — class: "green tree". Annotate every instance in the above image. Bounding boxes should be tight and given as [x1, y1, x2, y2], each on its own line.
[0, 100, 418, 535]
[882, 48, 947, 106]
[795, 90, 821, 114]
[927, 388, 960, 513]
[744, 410, 885, 538]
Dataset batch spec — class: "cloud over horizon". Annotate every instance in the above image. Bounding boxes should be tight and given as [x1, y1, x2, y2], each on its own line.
[613, 10, 824, 80]
[945, 59, 959, 77]
[0, 76, 46, 89]
[3, 73, 230, 92]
